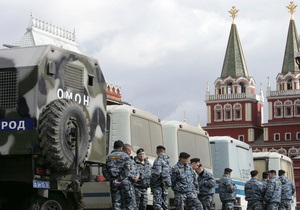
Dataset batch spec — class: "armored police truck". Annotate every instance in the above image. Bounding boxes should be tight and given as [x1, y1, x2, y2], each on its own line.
[0, 45, 106, 209]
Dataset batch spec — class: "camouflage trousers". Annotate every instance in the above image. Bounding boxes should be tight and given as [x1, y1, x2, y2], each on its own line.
[110, 180, 137, 210]
[135, 187, 148, 210]
[152, 187, 168, 210]
[174, 192, 203, 210]
[198, 195, 213, 210]
[266, 202, 279, 210]
[221, 201, 234, 210]
[67, 190, 84, 210]
[279, 200, 292, 210]
[246, 200, 263, 210]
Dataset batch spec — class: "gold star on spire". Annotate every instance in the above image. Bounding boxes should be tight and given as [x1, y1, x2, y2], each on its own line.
[287, 1, 297, 19]
[228, 6, 239, 23]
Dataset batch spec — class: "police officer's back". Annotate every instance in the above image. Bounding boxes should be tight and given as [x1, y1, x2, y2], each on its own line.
[278, 169, 295, 210]
[245, 170, 264, 209]
[264, 170, 282, 209]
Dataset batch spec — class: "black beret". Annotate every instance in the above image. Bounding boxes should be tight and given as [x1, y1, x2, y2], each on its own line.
[190, 158, 200, 163]
[179, 152, 190, 159]
[224, 168, 233, 173]
[113, 140, 124, 148]
[136, 148, 145, 154]
[156, 145, 166, 150]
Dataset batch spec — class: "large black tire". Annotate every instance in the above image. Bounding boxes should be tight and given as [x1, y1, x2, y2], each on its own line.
[39, 99, 90, 172]
[30, 193, 68, 210]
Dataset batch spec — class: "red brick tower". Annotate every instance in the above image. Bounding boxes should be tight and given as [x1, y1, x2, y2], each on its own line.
[204, 6, 264, 143]
[252, 2, 300, 204]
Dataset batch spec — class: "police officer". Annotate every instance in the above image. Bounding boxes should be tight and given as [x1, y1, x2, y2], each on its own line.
[171, 152, 203, 210]
[123, 143, 139, 183]
[150, 145, 172, 210]
[196, 163, 215, 210]
[218, 168, 237, 210]
[261, 171, 269, 210]
[245, 170, 264, 209]
[264, 170, 282, 210]
[190, 158, 201, 171]
[134, 148, 152, 210]
[278, 169, 295, 210]
[261, 171, 269, 190]
[102, 140, 137, 210]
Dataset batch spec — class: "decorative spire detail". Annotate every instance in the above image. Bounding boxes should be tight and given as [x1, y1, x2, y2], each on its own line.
[206, 81, 210, 92]
[30, 15, 76, 42]
[183, 111, 186, 124]
[220, 7, 249, 79]
[287, 1, 297, 20]
[228, 6, 239, 24]
[281, 3, 299, 74]
[197, 114, 201, 129]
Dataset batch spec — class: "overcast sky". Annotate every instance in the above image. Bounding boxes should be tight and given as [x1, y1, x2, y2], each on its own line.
[0, 0, 297, 126]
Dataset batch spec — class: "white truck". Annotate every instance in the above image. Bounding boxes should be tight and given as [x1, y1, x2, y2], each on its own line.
[162, 121, 212, 207]
[210, 136, 254, 210]
[82, 105, 164, 208]
[252, 152, 296, 210]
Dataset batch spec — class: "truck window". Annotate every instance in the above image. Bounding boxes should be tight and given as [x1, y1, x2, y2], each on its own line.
[237, 146, 252, 179]
[195, 134, 211, 168]
[280, 159, 294, 183]
[131, 116, 163, 156]
[253, 159, 267, 180]
[177, 131, 211, 168]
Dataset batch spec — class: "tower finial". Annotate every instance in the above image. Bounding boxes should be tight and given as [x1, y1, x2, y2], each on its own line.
[287, 1, 297, 20]
[183, 111, 186, 124]
[197, 114, 201, 129]
[228, 6, 239, 23]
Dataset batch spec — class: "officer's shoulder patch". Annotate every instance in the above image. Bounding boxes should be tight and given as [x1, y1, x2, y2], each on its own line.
[109, 155, 121, 159]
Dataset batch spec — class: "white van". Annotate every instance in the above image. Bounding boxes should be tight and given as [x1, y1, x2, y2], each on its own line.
[82, 105, 164, 208]
[253, 152, 296, 210]
[210, 136, 254, 210]
[162, 121, 212, 207]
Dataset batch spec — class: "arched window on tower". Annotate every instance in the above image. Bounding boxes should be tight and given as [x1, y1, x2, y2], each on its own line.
[238, 135, 244, 142]
[214, 104, 223, 122]
[216, 84, 222, 95]
[287, 79, 293, 90]
[274, 101, 283, 118]
[274, 133, 280, 141]
[233, 103, 242, 120]
[239, 82, 246, 93]
[227, 83, 233, 94]
[284, 100, 293, 118]
[285, 133, 291, 140]
[224, 104, 232, 121]
[294, 100, 300, 117]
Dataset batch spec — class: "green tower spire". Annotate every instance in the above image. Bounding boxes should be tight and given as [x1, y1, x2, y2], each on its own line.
[220, 6, 249, 79]
[281, 1, 299, 74]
